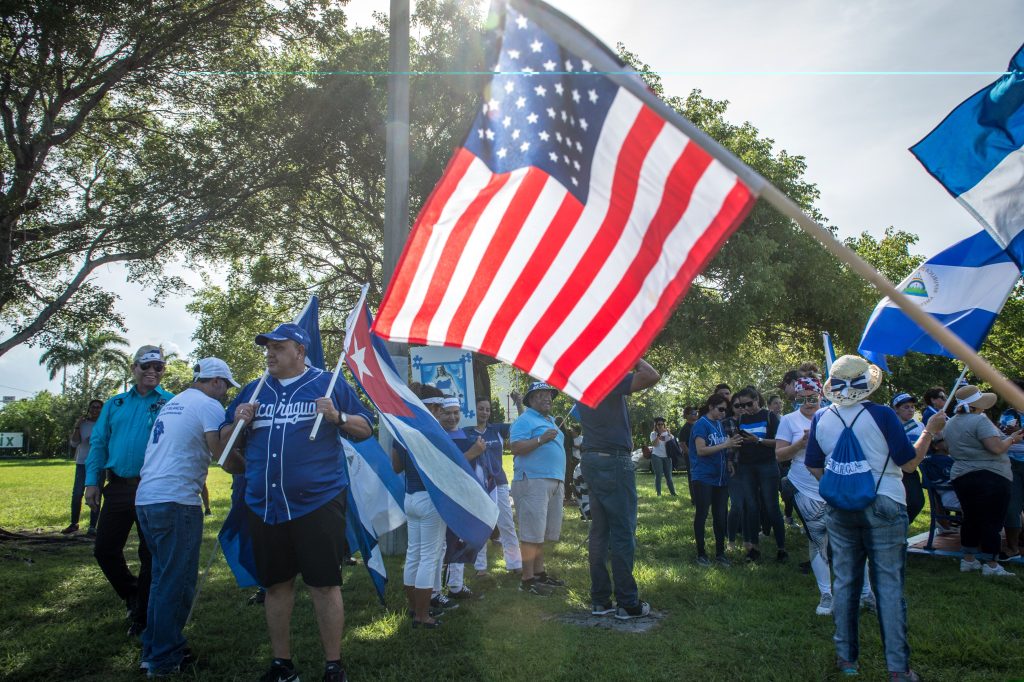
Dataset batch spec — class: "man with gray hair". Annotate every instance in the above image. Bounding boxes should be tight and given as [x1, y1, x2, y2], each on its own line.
[85, 345, 173, 636]
[136, 358, 239, 676]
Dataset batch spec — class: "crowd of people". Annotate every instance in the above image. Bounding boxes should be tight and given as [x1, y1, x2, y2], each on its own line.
[60, 326, 1024, 681]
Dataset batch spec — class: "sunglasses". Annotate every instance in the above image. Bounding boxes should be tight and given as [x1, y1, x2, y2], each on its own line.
[795, 395, 821, 405]
[139, 362, 166, 371]
[714, 405, 728, 412]
[734, 401, 754, 409]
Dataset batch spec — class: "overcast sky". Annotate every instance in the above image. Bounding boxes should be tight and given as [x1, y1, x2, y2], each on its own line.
[2, 0, 1022, 398]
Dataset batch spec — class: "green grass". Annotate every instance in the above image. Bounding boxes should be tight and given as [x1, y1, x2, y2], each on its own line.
[1, 459, 1022, 681]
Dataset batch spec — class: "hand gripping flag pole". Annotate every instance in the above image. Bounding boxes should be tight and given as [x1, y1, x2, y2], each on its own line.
[217, 296, 318, 467]
[309, 350, 345, 441]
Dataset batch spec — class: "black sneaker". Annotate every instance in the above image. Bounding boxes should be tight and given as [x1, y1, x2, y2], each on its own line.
[614, 601, 651, 620]
[86, 526, 97, 537]
[447, 587, 475, 600]
[591, 601, 615, 616]
[716, 555, 732, 568]
[430, 593, 460, 610]
[259, 660, 299, 682]
[60, 523, 79, 534]
[518, 578, 554, 596]
[776, 549, 789, 563]
[407, 607, 444, 619]
[536, 572, 565, 587]
[745, 548, 761, 563]
[323, 662, 347, 682]
[147, 649, 196, 677]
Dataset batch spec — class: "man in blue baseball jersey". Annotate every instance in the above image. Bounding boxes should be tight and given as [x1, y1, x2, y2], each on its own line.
[222, 323, 372, 682]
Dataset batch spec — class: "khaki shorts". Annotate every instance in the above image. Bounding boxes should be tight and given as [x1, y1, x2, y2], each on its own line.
[511, 477, 563, 543]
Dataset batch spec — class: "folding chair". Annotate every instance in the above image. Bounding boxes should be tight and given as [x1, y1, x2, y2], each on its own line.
[918, 455, 963, 551]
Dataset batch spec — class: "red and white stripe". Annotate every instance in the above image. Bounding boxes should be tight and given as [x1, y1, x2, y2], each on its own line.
[375, 86, 756, 406]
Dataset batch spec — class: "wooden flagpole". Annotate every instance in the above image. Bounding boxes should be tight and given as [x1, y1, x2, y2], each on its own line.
[515, 0, 1024, 413]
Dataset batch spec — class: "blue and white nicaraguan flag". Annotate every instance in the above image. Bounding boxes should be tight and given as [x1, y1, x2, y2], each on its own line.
[344, 285, 499, 552]
[911, 43, 1024, 267]
[858, 230, 1021, 371]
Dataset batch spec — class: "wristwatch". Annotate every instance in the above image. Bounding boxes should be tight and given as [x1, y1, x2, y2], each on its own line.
[339, 412, 348, 425]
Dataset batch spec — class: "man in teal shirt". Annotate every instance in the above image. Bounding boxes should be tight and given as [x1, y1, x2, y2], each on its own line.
[85, 345, 173, 637]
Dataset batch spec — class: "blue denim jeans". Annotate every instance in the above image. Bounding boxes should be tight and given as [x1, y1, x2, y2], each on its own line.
[652, 456, 676, 496]
[826, 494, 910, 673]
[138, 503, 204, 674]
[581, 452, 639, 608]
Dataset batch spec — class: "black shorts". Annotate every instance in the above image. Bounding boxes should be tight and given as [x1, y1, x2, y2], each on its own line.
[247, 493, 347, 588]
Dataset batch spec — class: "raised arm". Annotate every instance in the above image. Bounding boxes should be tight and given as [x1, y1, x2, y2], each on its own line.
[630, 359, 660, 393]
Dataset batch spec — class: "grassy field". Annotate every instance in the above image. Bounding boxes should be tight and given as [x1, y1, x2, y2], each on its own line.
[1, 458, 1022, 681]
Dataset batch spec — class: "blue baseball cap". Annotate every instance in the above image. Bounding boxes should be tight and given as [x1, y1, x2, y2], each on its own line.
[255, 323, 311, 348]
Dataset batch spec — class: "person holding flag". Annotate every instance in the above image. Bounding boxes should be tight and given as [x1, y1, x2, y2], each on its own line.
[220, 322, 373, 682]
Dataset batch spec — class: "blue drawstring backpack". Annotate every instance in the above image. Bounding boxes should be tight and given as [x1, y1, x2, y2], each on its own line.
[818, 407, 889, 511]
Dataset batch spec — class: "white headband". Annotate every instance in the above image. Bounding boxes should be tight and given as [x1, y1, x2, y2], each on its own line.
[956, 391, 982, 410]
[441, 397, 461, 409]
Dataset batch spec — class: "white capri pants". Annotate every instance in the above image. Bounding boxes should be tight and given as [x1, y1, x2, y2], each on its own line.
[404, 491, 446, 590]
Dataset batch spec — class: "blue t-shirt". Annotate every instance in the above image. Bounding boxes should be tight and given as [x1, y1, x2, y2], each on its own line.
[224, 368, 373, 524]
[466, 423, 511, 486]
[688, 416, 730, 487]
[509, 408, 565, 480]
[578, 373, 635, 454]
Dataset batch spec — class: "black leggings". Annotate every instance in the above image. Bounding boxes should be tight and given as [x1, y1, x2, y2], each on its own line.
[952, 469, 1011, 560]
[692, 481, 729, 557]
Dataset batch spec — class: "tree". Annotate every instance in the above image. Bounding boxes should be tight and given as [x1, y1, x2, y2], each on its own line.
[38, 326, 129, 397]
[0, 0, 347, 356]
[0, 390, 77, 457]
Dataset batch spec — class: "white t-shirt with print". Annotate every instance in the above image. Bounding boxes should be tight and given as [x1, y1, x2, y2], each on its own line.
[136, 388, 225, 506]
[777, 409, 822, 502]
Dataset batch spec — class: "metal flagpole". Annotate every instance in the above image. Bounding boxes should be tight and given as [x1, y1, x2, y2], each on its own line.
[941, 367, 970, 412]
[514, 0, 1024, 413]
[383, 0, 410, 291]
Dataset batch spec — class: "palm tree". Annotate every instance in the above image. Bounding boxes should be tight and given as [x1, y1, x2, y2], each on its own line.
[39, 328, 130, 396]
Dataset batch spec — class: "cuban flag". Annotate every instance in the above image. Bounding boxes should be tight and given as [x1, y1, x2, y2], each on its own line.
[911, 43, 1024, 267]
[372, 0, 759, 407]
[345, 285, 498, 552]
[858, 230, 1020, 371]
[343, 437, 406, 605]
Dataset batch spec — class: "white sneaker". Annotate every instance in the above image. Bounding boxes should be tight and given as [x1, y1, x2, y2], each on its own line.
[982, 563, 1015, 577]
[815, 593, 833, 616]
[960, 558, 982, 572]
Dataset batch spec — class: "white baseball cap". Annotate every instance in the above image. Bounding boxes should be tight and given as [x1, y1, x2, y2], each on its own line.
[193, 357, 240, 388]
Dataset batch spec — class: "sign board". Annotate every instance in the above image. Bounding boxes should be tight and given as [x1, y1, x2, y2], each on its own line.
[410, 347, 476, 428]
[0, 432, 24, 448]
[2, 396, 15, 404]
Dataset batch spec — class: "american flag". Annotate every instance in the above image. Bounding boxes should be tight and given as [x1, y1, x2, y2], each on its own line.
[374, 1, 756, 406]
